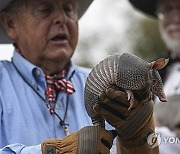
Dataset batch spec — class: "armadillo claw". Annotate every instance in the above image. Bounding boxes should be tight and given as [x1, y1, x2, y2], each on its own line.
[127, 91, 131, 101]
[126, 90, 134, 110]
[128, 100, 134, 110]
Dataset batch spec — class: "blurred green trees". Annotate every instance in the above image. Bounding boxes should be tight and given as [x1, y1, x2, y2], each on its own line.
[73, 0, 167, 68]
[130, 16, 167, 61]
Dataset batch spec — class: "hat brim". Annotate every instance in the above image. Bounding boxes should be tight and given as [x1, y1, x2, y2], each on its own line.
[129, 0, 157, 17]
[0, 0, 93, 44]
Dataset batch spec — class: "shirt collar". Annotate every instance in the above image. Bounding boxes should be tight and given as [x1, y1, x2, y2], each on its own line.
[12, 50, 43, 90]
[11, 50, 76, 90]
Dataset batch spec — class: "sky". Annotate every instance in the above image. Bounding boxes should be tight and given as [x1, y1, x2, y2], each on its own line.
[0, 0, 143, 63]
[0, 44, 14, 61]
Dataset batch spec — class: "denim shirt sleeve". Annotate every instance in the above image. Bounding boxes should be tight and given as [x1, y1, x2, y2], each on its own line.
[0, 66, 42, 154]
[0, 61, 41, 154]
[0, 144, 42, 154]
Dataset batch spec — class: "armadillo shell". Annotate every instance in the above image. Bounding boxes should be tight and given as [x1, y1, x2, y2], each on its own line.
[117, 53, 149, 90]
[84, 53, 149, 125]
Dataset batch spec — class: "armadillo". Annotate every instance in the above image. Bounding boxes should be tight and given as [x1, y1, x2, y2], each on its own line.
[84, 53, 168, 127]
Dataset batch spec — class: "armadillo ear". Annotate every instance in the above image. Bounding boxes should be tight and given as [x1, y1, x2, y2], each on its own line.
[149, 58, 169, 70]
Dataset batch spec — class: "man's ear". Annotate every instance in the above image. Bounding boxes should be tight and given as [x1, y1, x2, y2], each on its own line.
[0, 12, 17, 41]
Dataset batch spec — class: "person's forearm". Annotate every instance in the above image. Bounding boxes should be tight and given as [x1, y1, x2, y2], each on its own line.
[0, 144, 41, 154]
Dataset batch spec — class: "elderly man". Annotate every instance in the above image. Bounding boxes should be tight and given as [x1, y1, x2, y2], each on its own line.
[0, 0, 158, 153]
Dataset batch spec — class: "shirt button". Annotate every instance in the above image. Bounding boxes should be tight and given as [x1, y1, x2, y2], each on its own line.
[36, 70, 41, 76]
[56, 104, 60, 110]
[32, 81, 36, 86]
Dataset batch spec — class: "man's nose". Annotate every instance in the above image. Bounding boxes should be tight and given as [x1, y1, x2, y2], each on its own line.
[53, 8, 67, 25]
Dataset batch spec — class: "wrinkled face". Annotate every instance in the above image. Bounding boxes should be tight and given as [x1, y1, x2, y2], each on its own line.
[149, 69, 167, 102]
[3, 0, 78, 73]
[157, 0, 180, 53]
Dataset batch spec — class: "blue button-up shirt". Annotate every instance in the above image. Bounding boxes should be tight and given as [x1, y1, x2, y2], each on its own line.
[0, 51, 92, 153]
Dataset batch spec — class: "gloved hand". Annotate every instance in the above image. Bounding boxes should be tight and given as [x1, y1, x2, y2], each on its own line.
[41, 126, 116, 154]
[94, 87, 155, 148]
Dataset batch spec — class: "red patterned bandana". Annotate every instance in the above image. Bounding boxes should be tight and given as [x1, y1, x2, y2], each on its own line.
[13, 44, 75, 114]
[45, 64, 75, 114]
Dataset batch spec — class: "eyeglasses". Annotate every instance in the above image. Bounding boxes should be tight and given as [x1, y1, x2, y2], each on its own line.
[156, 5, 180, 20]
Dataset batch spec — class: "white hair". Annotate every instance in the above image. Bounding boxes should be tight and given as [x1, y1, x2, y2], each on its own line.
[159, 22, 180, 54]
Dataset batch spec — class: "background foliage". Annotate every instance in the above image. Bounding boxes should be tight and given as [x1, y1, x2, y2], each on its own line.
[72, 0, 167, 68]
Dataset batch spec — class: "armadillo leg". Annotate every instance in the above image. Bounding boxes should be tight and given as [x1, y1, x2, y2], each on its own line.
[125, 90, 134, 110]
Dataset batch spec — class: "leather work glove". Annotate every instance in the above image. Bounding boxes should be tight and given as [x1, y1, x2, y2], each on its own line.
[41, 126, 116, 154]
[94, 87, 159, 154]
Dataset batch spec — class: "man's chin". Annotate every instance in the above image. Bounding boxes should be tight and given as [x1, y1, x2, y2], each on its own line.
[162, 32, 180, 53]
[168, 31, 180, 40]
[51, 48, 73, 57]
[165, 40, 180, 54]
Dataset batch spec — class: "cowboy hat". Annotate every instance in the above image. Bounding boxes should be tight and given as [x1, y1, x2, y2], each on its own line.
[129, 0, 157, 17]
[0, 0, 93, 44]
